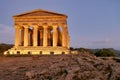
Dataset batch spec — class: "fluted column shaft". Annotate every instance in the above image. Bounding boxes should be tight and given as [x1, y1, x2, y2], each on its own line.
[21, 29, 24, 46]
[62, 26, 67, 47]
[24, 26, 29, 47]
[33, 26, 38, 46]
[15, 26, 20, 47]
[39, 30, 43, 46]
[48, 29, 51, 46]
[30, 31, 33, 46]
[57, 28, 62, 46]
[65, 26, 69, 48]
[53, 26, 58, 47]
[43, 26, 48, 47]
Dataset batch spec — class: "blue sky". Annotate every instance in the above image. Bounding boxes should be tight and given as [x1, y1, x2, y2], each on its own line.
[0, 0, 120, 49]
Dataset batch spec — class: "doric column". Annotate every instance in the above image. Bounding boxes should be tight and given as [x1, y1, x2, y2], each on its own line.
[39, 30, 43, 46]
[43, 26, 48, 47]
[29, 31, 33, 46]
[48, 29, 51, 46]
[28, 31, 30, 46]
[15, 26, 20, 47]
[64, 26, 69, 48]
[57, 28, 62, 46]
[24, 26, 29, 47]
[62, 25, 67, 47]
[53, 26, 58, 47]
[21, 29, 24, 46]
[33, 26, 38, 46]
[67, 35, 70, 48]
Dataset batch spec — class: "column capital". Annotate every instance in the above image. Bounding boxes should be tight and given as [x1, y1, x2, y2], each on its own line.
[61, 24, 67, 28]
[53, 25, 58, 29]
[33, 25, 39, 29]
[43, 25, 48, 29]
[15, 26, 21, 29]
[39, 29, 43, 32]
[23, 25, 29, 28]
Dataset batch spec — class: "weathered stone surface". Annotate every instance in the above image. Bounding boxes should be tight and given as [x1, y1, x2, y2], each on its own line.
[0, 53, 120, 80]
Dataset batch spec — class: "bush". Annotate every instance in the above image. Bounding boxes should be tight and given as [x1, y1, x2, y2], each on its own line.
[95, 48, 116, 57]
[76, 48, 93, 54]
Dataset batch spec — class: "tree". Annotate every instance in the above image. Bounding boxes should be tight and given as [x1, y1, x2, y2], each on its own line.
[76, 48, 93, 54]
[95, 48, 116, 57]
[70, 47, 74, 50]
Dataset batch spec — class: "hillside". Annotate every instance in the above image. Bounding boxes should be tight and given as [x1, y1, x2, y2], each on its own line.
[0, 53, 120, 80]
[0, 43, 13, 54]
[91, 48, 120, 57]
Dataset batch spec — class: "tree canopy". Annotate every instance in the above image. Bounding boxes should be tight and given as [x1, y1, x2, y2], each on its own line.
[94, 48, 116, 57]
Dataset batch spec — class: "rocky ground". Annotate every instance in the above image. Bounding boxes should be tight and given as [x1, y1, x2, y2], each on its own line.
[0, 53, 120, 80]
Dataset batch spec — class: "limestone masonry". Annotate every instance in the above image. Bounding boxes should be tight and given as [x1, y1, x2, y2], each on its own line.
[5, 9, 70, 55]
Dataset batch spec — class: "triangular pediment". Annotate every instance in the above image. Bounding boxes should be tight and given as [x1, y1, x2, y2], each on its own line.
[13, 9, 67, 17]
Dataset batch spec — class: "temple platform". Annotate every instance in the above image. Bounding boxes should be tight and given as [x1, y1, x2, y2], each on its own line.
[6, 46, 70, 55]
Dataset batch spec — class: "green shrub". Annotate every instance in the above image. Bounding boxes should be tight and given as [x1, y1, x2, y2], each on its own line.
[95, 48, 116, 57]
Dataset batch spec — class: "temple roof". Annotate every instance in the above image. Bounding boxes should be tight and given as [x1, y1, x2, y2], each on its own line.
[13, 9, 67, 17]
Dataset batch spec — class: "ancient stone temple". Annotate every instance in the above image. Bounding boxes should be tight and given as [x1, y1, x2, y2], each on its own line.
[7, 9, 70, 55]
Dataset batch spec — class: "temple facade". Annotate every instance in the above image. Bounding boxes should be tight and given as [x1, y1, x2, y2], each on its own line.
[6, 9, 70, 55]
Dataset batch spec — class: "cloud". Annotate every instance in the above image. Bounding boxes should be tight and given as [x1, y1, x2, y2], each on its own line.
[91, 39, 111, 44]
[0, 24, 14, 44]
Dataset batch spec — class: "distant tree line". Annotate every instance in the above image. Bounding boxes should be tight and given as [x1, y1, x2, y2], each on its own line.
[94, 48, 116, 57]
[70, 47, 120, 57]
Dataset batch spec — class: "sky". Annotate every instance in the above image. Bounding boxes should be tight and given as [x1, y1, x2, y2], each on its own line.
[0, 0, 120, 49]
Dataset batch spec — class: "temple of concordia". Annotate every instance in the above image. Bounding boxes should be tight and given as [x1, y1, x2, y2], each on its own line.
[6, 9, 70, 55]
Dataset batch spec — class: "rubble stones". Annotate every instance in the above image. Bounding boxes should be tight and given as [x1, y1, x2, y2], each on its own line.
[0, 53, 120, 80]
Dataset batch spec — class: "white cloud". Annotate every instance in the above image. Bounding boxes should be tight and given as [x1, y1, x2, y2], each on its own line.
[0, 24, 14, 44]
[91, 38, 111, 44]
